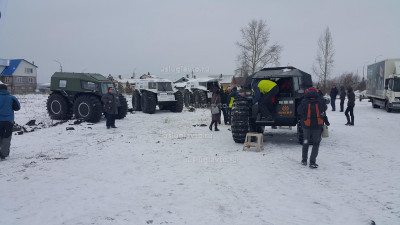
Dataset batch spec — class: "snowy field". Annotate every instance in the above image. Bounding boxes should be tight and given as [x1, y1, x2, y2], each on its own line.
[1, 94, 399, 225]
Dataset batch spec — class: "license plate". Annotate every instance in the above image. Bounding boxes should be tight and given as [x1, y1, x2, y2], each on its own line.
[207, 92, 212, 98]
[158, 93, 175, 101]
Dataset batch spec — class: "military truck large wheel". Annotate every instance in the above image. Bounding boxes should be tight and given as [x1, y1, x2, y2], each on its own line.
[73, 95, 103, 122]
[132, 90, 142, 111]
[231, 97, 251, 143]
[116, 94, 128, 119]
[170, 91, 184, 112]
[141, 91, 157, 114]
[193, 90, 207, 108]
[47, 93, 72, 120]
[184, 90, 191, 107]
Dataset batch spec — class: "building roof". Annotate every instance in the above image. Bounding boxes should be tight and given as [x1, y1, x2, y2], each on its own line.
[232, 76, 246, 85]
[208, 75, 234, 84]
[0, 59, 38, 76]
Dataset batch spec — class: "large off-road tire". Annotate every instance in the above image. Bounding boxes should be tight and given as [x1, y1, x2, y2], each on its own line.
[193, 89, 207, 108]
[297, 121, 304, 145]
[132, 90, 142, 111]
[47, 93, 72, 120]
[170, 91, 184, 112]
[231, 96, 251, 143]
[184, 90, 191, 107]
[141, 91, 157, 114]
[116, 94, 128, 119]
[73, 95, 103, 123]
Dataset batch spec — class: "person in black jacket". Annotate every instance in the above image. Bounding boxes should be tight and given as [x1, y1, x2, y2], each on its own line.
[101, 87, 119, 129]
[339, 86, 346, 112]
[329, 84, 339, 111]
[345, 87, 355, 126]
[298, 88, 328, 168]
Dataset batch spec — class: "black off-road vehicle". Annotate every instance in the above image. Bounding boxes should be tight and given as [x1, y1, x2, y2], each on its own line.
[231, 67, 313, 144]
[47, 72, 128, 123]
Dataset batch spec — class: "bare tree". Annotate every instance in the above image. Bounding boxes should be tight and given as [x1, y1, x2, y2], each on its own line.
[236, 19, 282, 78]
[336, 72, 361, 89]
[313, 26, 335, 94]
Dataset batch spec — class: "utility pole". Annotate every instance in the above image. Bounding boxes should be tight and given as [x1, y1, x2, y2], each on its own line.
[374, 54, 382, 63]
[54, 60, 63, 72]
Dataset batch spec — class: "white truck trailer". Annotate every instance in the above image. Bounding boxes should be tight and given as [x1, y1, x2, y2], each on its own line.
[366, 59, 400, 112]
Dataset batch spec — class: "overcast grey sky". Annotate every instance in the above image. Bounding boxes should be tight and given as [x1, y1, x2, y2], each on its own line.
[0, 0, 399, 83]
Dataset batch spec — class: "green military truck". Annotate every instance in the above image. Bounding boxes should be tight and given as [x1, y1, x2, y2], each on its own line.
[47, 72, 128, 123]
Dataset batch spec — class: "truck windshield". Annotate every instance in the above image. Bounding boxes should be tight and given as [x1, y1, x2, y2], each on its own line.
[157, 82, 173, 91]
[207, 82, 219, 90]
[393, 78, 400, 92]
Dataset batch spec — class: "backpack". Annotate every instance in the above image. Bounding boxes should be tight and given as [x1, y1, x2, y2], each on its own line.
[303, 100, 324, 128]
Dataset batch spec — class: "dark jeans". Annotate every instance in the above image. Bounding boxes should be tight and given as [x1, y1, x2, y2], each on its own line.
[302, 128, 322, 164]
[226, 108, 232, 124]
[345, 105, 354, 124]
[221, 106, 228, 124]
[340, 99, 345, 112]
[0, 121, 14, 158]
[105, 113, 116, 128]
[259, 85, 279, 117]
[330, 97, 336, 110]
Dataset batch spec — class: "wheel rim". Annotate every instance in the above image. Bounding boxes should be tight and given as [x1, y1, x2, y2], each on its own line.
[78, 102, 90, 117]
[51, 100, 62, 114]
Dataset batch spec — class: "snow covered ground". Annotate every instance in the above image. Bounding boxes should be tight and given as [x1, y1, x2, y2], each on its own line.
[1, 94, 399, 225]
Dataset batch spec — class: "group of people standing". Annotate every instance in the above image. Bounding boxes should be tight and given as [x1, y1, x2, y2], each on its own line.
[209, 85, 239, 131]
[330, 84, 355, 126]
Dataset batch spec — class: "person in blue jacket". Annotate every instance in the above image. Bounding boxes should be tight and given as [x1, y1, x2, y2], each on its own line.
[0, 84, 20, 160]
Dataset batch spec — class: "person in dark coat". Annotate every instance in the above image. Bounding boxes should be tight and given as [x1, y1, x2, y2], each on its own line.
[101, 87, 119, 129]
[329, 84, 339, 111]
[209, 89, 221, 131]
[219, 85, 228, 125]
[297, 88, 328, 168]
[339, 86, 346, 112]
[345, 86, 355, 126]
[0, 84, 20, 160]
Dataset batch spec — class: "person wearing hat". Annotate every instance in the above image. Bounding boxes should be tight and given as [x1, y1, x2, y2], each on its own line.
[252, 79, 279, 120]
[298, 87, 328, 168]
[330, 84, 339, 111]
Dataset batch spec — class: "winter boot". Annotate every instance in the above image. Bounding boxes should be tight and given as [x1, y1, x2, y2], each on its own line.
[301, 160, 307, 166]
[214, 123, 219, 131]
[309, 163, 318, 169]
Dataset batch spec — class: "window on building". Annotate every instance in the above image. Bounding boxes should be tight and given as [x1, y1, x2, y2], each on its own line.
[28, 77, 34, 83]
[17, 77, 23, 83]
[5, 77, 11, 83]
[25, 68, 33, 74]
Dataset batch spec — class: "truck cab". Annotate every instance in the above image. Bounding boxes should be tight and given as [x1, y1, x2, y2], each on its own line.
[367, 59, 400, 112]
